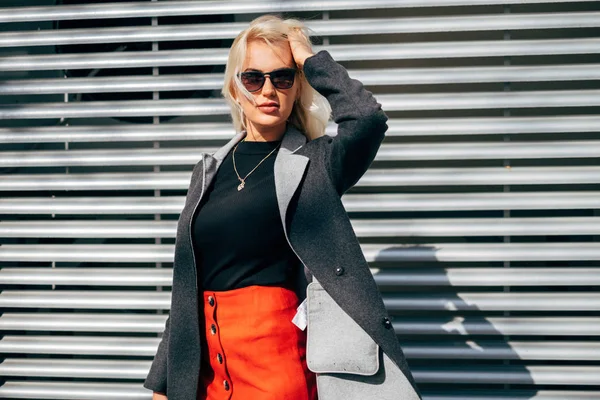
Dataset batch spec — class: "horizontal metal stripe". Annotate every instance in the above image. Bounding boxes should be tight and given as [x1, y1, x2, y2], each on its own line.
[0, 244, 175, 263]
[1, 243, 599, 263]
[359, 166, 600, 186]
[0, 291, 171, 310]
[396, 317, 600, 336]
[4, 166, 600, 191]
[0, 148, 210, 168]
[3, 64, 600, 96]
[377, 141, 600, 161]
[2, 116, 600, 143]
[0, 383, 598, 400]
[1, 290, 598, 311]
[414, 366, 600, 385]
[384, 293, 600, 311]
[0, 358, 149, 379]
[0, 381, 147, 400]
[0, 336, 159, 356]
[2, 313, 598, 336]
[0, 197, 185, 214]
[3, 140, 600, 168]
[363, 243, 600, 262]
[1, 38, 599, 71]
[355, 217, 600, 237]
[6, 243, 600, 265]
[406, 341, 600, 360]
[0, 0, 589, 23]
[3, 12, 600, 48]
[422, 392, 600, 400]
[343, 192, 600, 212]
[1, 267, 597, 287]
[0, 313, 166, 333]
[0, 98, 229, 120]
[3, 90, 600, 119]
[2, 335, 599, 360]
[0, 172, 190, 191]
[0, 268, 172, 286]
[1, 358, 598, 384]
[374, 268, 600, 286]
[0, 122, 233, 143]
[2, 217, 600, 238]
[2, 192, 600, 215]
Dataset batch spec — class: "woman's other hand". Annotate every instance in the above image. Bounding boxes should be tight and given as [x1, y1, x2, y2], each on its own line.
[152, 392, 168, 400]
[288, 28, 314, 69]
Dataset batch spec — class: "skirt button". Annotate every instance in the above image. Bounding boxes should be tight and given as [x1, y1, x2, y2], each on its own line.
[208, 296, 215, 306]
[217, 353, 223, 364]
[223, 379, 230, 391]
[210, 324, 217, 335]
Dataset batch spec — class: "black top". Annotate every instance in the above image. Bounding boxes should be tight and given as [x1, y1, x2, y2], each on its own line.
[191, 137, 301, 291]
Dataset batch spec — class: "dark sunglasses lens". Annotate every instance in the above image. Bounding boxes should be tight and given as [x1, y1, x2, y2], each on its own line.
[240, 72, 265, 92]
[271, 70, 295, 89]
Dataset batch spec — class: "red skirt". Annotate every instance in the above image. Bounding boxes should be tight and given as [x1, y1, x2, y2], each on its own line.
[197, 284, 318, 400]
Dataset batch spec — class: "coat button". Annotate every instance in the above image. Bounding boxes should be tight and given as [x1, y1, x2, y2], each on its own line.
[217, 353, 223, 364]
[382, 317, 393, 329]
[210, 324, 217, 335]
[335, 266, 345, 276]
[223, 380, 230, 391]
[208, 296, 215, 306]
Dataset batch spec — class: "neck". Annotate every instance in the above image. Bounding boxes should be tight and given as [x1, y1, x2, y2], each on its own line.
[244, 121, 286, 142]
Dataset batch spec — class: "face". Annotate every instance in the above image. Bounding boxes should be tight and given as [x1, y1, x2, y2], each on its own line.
[234, 39, 299, 137]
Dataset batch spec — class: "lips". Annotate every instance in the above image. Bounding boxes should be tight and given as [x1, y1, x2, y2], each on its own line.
[258, 102, 279, 108]
[258, 102, 279, 113]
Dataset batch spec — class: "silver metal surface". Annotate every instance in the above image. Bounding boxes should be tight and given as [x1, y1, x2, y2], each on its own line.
[2, 13, 599, 47]
[4, 64, 600, 95]
[0, 267, 172, 286]
[1, 38, 599, 71]
[2, 192, 599, 214]
[2, 217, 600, 238]
[2, 116, 600, 143]
[0, 291, 170, 310]
[2, 140, 600, 167]
[1, 1, 598, 397]
[3, 90, 600, 119]
[0, 313, 167, 333]
[362, 243, 600, 262]
[0, 0, 590, 23]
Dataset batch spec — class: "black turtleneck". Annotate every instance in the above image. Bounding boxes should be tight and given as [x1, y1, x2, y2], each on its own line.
[190, 138, 301, 291]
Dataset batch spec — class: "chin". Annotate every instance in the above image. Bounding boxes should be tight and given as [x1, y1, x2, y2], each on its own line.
[249, 115, 288, 130]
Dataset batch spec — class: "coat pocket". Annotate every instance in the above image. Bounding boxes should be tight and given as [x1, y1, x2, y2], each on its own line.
[306, 280, 380, 376]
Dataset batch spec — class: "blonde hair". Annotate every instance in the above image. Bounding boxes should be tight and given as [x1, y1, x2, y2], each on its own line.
[221, 14, 331, 141]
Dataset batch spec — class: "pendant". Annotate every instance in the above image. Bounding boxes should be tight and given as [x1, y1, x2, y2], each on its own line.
[237, 181, 245, 191]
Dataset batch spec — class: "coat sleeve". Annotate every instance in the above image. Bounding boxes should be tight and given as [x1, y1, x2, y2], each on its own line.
[302, 50, 389, 195]
[143, 314, 170, 395]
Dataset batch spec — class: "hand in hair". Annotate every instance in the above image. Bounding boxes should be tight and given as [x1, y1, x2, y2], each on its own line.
[288, 28, 314, 70]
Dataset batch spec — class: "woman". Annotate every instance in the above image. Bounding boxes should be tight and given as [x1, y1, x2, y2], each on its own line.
[144, 14, 422, 400]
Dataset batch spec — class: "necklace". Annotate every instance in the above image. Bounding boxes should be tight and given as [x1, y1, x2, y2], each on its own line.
[232, 139, 281, 191]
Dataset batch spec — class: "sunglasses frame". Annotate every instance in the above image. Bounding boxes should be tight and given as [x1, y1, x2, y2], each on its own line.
[238, 67, 298, 93]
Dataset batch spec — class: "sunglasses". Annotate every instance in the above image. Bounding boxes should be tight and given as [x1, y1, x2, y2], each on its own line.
[238, 68, 297, 92]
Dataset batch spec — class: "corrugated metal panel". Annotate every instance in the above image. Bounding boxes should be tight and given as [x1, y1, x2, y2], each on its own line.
[0, 0, 598, 399]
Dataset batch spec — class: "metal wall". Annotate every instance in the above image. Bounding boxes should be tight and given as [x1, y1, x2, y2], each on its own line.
[1, 1, 599, 399]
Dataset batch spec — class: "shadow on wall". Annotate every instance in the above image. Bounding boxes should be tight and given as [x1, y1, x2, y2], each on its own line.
[373, 244, 537, 398]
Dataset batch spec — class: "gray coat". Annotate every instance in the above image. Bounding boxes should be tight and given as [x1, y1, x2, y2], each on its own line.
[143, 50, 422, 400]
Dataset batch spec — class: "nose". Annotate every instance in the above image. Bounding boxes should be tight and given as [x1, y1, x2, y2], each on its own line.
[261, 75, 276, 96]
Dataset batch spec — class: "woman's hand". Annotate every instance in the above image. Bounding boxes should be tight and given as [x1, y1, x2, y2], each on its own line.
[152, 392, 168, 400]
[288, 28, 314, 69]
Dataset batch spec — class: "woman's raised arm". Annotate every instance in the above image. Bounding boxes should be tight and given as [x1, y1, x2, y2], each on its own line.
[302, 49, 389, 195]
